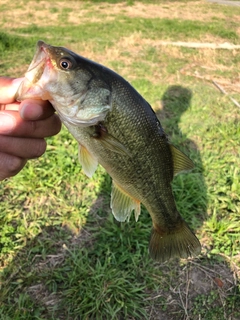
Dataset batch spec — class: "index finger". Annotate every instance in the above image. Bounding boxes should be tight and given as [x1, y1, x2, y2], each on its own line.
[0, 102, 20, 111]
[0, 77, 23, 104]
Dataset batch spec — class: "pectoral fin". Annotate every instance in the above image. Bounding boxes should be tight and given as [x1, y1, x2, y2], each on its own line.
[92, 124, 131, 157]
[99, 134, 131, 157]
[78, 144, 98, 178]
[111, 181, 141, 222]
[170, 145, 194, 176]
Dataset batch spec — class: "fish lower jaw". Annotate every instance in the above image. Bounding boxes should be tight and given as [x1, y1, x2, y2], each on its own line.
[17, 81, 46, 101]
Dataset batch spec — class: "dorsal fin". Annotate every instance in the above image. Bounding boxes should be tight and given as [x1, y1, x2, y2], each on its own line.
[78, 144, 98, 178]
[170, 145, 194, 176]
[110, 181, 141, 222]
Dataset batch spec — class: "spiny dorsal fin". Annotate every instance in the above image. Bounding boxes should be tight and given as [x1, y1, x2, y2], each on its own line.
[111, 181, 141, 222]
[170, 145, 194, 176]
[78, 144, 98, 178]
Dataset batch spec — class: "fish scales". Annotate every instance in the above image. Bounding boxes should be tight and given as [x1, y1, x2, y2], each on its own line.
[70, 74, 174, 213]
[17, 41, 201, 262]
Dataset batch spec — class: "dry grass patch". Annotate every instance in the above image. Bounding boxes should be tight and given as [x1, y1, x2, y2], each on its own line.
[69, 33, 240, 95]
[85, 0, 239, 22]
[1, 0, 240, 30]
[0, 1, 60, 29]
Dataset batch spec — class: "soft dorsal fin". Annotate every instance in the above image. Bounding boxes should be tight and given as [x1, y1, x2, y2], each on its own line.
[78, 144, 98, 178]
[170, 145, 194, 176]
[110, 181, 141, 222]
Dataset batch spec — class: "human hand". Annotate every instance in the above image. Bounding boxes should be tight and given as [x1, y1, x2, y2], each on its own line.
[0, 77, 61, 181]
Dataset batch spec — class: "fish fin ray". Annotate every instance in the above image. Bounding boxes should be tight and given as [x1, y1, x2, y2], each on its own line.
[170, 145, 194, 176]
[78, 144, 98, 178]
[110, 181, 141, 222]
[149, 219, 201, 262]
[95, 133, 131, 157]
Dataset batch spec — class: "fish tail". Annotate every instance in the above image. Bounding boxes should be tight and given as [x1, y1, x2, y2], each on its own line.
[149, 219, 201, 262]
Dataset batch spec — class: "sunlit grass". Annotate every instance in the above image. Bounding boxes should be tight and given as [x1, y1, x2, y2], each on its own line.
[0, 0, 240, 319]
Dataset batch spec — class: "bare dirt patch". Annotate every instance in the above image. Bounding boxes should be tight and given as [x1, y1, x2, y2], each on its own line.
[147, 259, 239, 320]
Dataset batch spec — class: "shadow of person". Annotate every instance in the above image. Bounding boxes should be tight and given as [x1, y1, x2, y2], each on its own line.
[157, 85, 207, 230]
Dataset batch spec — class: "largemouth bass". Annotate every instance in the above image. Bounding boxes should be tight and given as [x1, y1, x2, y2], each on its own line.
[17, 41, 201, 262]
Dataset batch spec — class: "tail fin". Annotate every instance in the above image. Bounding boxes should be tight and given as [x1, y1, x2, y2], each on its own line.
[149, 220, 201, 263]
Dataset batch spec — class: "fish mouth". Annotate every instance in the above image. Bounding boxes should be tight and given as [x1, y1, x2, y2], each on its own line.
[16, 41, 54, 101]
[26, 41, 47, 79]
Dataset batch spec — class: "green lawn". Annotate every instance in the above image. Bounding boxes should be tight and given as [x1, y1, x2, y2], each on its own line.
[0, 1, 239, 319]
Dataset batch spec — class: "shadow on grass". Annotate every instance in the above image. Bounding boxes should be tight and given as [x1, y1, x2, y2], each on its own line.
[157, 85, 207, 229]
[0, 86, 239, 319]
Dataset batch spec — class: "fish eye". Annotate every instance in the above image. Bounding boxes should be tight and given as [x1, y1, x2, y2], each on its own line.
[59, 58, 72, 70]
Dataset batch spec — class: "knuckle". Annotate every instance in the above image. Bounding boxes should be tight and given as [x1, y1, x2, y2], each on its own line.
[44, 114, 62, 137]
[30, 120, 38, 134]
[52, 114, 62, 135]
[31, 139, 47, 158]
[7, 156, 25, 176]
[29, 114, 61, 138]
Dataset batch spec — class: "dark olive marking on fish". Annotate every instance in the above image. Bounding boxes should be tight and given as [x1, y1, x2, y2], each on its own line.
[92, 123, 108, 139]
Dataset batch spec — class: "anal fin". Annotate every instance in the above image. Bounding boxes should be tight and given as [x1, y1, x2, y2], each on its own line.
[78, 144, 98, 178]
[111, 181, 141, 222]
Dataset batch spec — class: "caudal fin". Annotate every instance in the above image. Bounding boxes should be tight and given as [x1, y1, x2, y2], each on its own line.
[149, 220, 201, 262]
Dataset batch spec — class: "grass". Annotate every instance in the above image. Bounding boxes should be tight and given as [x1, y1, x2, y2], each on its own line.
[0, 0, 240, 319]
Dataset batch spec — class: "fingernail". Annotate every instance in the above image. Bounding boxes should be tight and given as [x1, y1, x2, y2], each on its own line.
[0, 113, 16, 134]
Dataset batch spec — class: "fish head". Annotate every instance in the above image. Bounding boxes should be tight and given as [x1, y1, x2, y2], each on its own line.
[17, 41, 111, 126]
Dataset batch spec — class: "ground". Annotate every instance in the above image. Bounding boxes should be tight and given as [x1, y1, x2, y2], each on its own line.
[0, 1, 239, 319]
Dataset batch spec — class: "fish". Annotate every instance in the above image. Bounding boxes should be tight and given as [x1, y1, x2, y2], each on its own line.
[17, 40, 201, 262]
